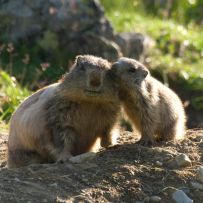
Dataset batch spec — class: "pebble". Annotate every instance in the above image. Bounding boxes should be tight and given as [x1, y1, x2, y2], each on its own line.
[175, 154, 191, 167]
[143, 196, 161, 203]
[69, 152, 96, 164]
[14, 177, 20, 182]
[199, 142, 203, 148]
[172, 190, 193, 203]
[179, 187, 190, 194]
[190, 181, 203, 190]
[150, 196, 161, 202]
[197, 166, 203, 183]
[194, 135, 203, 142]
[168, 153, 191, 168]
[49, 182, 57, 187]
[155, 161, 163, 166]
[144, 196, 150, 202]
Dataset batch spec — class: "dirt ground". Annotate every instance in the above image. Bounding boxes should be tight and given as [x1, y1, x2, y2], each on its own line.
[0, 129, 203, 203]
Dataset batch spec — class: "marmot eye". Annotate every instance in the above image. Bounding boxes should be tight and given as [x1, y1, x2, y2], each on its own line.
[128, 67, 136, 73]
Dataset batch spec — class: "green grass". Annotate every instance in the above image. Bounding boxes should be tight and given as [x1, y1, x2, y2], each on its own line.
[0, 70, 30, 123]
[102, 3, 203, 72]
[101, 2, 203, 76]
[101, 0, 203, 109]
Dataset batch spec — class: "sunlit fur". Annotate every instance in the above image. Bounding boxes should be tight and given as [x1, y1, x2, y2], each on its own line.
[110, 57, 186, 145]
[7, 55, 120, 168]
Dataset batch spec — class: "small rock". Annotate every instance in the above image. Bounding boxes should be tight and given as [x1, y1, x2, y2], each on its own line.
[144, 196, 150, 203]
[49, 183, 57, 187]
[191, 181, 203, 190]
[175, 154, 191, 167]
[179, 187, 190, 194]
[199, 142, 203, 148]
[197, 166, 203, 183]
[69, 152, 96, 164]
[115, 32, 154, 60]
[168, 154, 191, 168]
[194, 135, 203, 142]
[150, 196, 161, 202]
[155, 161, 163, 166]
[172, 190, 193, 203]
[14, 177, 20, 182]
[82, 178, 89, 182]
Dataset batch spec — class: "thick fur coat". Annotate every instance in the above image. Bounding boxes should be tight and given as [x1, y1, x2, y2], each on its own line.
[110, 57, 186, 145]
[8, 55, 120, 168]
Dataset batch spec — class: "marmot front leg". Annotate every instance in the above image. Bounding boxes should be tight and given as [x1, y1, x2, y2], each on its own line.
[138, 116, 157, 146]
[50, 127, 76, 163]
[100, 128, 119, 148]
[100, 134, 114, 148]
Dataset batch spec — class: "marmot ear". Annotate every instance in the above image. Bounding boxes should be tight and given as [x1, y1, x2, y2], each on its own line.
[108, 62, 119, 80]
[142, 70, 149, 78]
[75, 55, 84, 65]
[111, 62, 119, 70]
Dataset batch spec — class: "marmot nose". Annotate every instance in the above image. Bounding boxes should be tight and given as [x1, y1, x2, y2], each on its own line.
[89, 76, 101, 88]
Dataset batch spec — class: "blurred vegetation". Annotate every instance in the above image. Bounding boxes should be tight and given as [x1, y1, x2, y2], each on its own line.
[0, 70, 30, 122]
[0, 0, 203, 125]
[101, 0, 203, 24]
[0, 41, 70, 88]
[101, 0, 203, 109]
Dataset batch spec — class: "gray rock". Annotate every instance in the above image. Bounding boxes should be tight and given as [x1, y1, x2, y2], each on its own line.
[144, 196, 150, 203]
[199, 142, 203, 148]
[168, 153, 191, 168]
[115, 32, 154, 60]
[0, 0, 122, 61]
[150, 196, 161, 202]
[196, 166, 203, 183]
[155, 161, 163, 166]
[194, 135, 203, 142]
[49, 183, 57, 187]
[176, 154, 191, 167]
[172, 190, 193, 203]
[0, 0, 149, 62]
[69, 152, 96, 164]
[190, 181, 203, 190]
[179, 187, 190, 194]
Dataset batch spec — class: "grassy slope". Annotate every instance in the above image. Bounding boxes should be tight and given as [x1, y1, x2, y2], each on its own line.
[101, 4, 203, 74]
[108, 10, 203, 75]
[101, 0, 203, 110]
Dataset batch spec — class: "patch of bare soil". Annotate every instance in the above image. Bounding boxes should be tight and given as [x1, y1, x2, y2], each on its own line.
[0, 129, 203, 203]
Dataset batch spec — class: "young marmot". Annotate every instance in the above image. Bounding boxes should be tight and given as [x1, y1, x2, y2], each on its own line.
[110, 57, 186, 145]
[7, 55, 120, 168]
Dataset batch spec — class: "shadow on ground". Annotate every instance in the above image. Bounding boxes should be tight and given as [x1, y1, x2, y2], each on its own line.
[0, 129, 203, 202]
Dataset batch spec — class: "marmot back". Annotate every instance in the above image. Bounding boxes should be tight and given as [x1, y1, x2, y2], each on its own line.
[110, 57, 186, 145]
[7, 55, 120, 168]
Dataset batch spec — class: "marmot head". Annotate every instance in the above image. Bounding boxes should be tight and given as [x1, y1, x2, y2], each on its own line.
[109, 57, 149, 90]
[59, 55, 119, 103]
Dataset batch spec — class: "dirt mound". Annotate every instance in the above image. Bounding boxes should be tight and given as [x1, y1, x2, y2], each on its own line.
[0, 129, 203, 203]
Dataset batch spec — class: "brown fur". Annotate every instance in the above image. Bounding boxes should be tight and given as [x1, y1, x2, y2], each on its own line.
[110, 57, 186, 145]
[7, 55, 120, 168]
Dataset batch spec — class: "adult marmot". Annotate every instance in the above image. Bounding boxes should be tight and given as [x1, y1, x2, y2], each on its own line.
[110, 57, 186, 145]
[7, 55, 120, 168]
